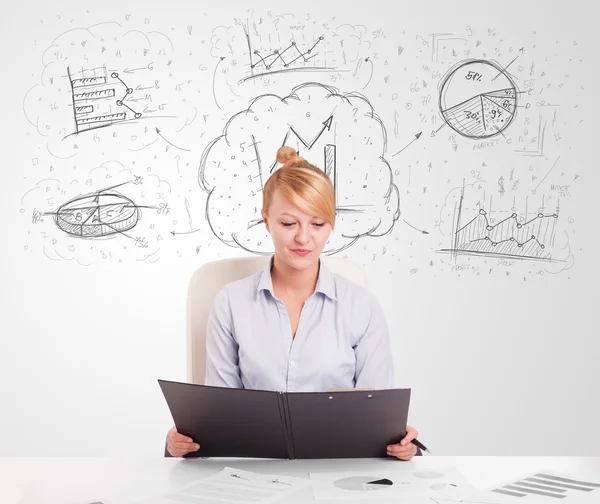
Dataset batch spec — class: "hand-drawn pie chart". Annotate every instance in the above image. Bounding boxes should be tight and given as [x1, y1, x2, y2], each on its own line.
[55, 192, 140, 237]
[333, 476, 393, 492]
[439, 59, 517, 139]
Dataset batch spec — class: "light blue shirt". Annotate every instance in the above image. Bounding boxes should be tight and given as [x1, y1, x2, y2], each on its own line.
[205, 257, 395, 392]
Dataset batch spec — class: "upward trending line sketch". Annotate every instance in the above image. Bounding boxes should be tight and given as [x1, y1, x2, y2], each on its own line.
[239, 23, 332, 83]
[247, 28, 325, 71]
[439, 186, 560, 261]
[281, 115, 333, 153]
[244, 116, 338, 231]
[66, 66, 142, 137]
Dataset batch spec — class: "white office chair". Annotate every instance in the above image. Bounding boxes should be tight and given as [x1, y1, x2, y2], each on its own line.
[186, 255, 367, 385]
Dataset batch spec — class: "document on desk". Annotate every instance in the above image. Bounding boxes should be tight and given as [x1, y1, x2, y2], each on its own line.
[309, 467, 470, 500]
[134, 467, 310, 504]
[484, 470, 600, 503]
[433, 484, 534, 504]
[431, 471, 600, 504]
[158, 379, 411, 459]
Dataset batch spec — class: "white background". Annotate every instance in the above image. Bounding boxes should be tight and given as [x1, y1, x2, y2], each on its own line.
[0, 0, 598, 456]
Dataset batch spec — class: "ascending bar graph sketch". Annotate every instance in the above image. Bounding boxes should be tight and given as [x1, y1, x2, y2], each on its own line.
[440, 185, 560, 261]
[66, 66, 142, 137]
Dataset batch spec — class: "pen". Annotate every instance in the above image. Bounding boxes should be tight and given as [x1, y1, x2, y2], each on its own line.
[411, 438, 431, 454]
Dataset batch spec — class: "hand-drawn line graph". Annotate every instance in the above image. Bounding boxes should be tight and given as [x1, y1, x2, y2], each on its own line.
[275, 114, 335, 171]
[210, 16, 376, 95]
[197, 82, 400, 255]
[66, 65, 142, 138]
[238, 23, 332, 84]
[45, 182, 152, 243]
[246, 23, 325, 72]
[439, 59, 518, 139]
[439, 184, 560, 261]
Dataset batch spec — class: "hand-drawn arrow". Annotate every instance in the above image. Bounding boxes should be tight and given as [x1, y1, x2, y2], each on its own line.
[362, 57, 374, 90]
[392, 131, 422, 157]
[403, 219, 429, 234]
[213, 57, 226, 110]
[123, 67, 145, 74]
[155, 127, 191, 151]
[283, 116, 333, 151]
[170, 228, 202, 236]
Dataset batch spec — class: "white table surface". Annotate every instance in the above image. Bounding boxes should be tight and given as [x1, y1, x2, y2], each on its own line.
[2, 456, 599, 504]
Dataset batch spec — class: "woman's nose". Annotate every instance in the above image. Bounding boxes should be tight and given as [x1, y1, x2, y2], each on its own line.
[295, 226, 309, 243]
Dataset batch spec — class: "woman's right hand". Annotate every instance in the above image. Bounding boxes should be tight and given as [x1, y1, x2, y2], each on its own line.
[166, 426, 200, 457]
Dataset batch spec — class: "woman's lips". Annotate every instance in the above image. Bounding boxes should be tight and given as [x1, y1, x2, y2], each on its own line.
[292, 249, 311, 256]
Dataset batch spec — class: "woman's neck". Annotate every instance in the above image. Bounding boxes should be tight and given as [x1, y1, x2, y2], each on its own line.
[271, 253, 320, 297]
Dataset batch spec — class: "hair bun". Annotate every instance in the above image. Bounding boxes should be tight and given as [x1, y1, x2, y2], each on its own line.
[276, 146, 298, 164]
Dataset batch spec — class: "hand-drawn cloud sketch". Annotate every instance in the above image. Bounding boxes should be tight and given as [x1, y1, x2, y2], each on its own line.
[23, 21, 194, 158]
[21, 160, 172, 264]
[199, 82, 400, 254]
[439, 59, 518, 139]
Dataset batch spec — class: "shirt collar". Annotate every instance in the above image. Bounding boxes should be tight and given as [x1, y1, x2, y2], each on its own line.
[257, 255, 337, 301]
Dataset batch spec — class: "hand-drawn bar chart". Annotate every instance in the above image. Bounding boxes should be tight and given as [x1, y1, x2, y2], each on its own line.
[66, 66, 142, 136]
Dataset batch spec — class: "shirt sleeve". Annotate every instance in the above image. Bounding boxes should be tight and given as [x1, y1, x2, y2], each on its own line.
[204, 286, 244, 388]
[353, 292, 395, 389]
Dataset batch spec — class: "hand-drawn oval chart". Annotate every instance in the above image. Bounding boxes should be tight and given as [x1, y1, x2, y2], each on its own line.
[52, 183, 141, 238]
[439, 59, 518, 139]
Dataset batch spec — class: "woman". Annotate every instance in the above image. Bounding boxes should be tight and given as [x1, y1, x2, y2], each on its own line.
[167, 146, 419, 460]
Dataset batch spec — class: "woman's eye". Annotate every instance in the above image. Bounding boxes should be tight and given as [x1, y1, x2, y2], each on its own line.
[313, 222, 325, 227]
[281, 222, 295, 227]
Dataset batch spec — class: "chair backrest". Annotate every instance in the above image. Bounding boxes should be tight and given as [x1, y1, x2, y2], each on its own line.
[186, 256, 367, 384]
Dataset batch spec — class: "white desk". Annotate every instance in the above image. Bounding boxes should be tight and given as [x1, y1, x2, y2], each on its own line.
[2, 456, 599, 504]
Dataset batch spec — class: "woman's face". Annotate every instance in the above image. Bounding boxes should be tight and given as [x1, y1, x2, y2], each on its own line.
[264, 189, 333, 271]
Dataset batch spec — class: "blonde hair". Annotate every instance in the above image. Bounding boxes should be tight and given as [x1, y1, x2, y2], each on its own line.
[262, 146, 336, 227]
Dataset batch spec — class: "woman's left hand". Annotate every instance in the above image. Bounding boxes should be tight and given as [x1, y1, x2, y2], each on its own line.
[386, 425, 418, 460]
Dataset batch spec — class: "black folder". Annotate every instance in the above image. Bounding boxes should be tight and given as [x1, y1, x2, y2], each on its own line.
[158, 379, 411, 459]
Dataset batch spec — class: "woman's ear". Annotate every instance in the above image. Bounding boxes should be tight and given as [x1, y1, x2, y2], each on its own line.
[261, 209, 270, 233]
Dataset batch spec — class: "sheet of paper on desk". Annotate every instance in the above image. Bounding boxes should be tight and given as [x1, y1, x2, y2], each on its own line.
[484, 470, 600, 504]
[309, 467, 469, 500]
[432, 484, 537, 504]
[133, 467, 311, 504]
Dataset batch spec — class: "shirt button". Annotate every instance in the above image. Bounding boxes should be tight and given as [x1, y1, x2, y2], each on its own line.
[290, 361, 296, 367]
